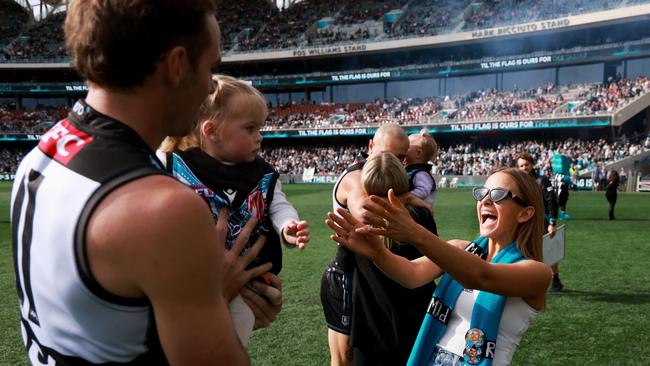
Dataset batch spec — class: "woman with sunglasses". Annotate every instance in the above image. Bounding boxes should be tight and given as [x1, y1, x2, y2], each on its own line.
[327, 167, 552, 366]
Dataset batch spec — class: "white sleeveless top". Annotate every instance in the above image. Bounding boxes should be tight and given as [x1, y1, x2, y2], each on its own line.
[437, 289, 539, 365]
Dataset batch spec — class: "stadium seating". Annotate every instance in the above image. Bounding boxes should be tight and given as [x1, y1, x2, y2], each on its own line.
[258, 137, 647, 176]
[263, 77, 650, 130]
[0, 104, 66, 134]
[1, 0, 646, 60]
[2, 12, 66, 62]
[0, 0, 30, 49]
[216, 0, 278, 52]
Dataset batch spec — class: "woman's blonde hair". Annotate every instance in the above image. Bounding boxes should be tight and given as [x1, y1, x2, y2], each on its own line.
[159, 74, 268, 152]
[491, 167, 544, 261]
[361, 152, 410, 197]
[361, 152, 410, 248]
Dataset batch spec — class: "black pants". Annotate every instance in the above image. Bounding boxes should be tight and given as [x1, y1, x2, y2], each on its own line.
[606, 192, 617, 220]
[353, 346, 407, 366]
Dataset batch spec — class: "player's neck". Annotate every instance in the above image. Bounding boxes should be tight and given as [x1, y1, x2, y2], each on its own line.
[85, 86, 165, 150]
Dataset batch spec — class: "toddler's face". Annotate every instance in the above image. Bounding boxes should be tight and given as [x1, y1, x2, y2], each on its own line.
[215, 113, 263, 163]
[406, 135, 422, 165]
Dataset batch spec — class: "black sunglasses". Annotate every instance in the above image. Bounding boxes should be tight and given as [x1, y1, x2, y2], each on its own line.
[472, 187, 531, 207]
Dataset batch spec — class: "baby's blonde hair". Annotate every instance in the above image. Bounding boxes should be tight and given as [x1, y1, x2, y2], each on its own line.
[159, 74, 268, 152]
[410, 128, 438, 162]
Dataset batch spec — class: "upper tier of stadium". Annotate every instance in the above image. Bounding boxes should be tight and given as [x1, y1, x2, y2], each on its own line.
[1, 77, 648, 135]
[2, 0, 650, 63]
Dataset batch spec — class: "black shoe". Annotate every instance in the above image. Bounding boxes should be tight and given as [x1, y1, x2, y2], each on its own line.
[549, 279, 564, 293]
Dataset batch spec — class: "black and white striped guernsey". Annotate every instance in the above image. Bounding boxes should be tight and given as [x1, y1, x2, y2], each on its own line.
[11, 100, 168, 365]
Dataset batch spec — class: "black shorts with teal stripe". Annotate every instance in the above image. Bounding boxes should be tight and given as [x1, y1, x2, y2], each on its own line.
[320, 260, 353, 334]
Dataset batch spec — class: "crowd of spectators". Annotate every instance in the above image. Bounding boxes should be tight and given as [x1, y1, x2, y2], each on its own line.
[461, 0, 627, 31]
[307, 27, 373, 46]
[0, 0, 30, 48]
[2, 0, 642, 57]
[257, 137, 647, 177]
[0, 104, 66, 135]
[0, 148, 26, 177]
[434, 138, 646, 176]
[216, 0, 278, 52]
[341, 0, 407, 25]
[572, 76, 650, 115]
[264, 78, 649, 130]
[238, 0, 346, 51]
[2, 78, 647, 135]
[386, 0, 466, 38]
[262, 144, 362, 175]
[445, 86, 559, 121]
[1, 12, 66, 62]
[264, 96, 442, 130]
[0, 125, 645, 179]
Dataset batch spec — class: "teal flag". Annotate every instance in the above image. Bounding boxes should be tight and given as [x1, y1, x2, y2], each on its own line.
[552, 154, 571, 175]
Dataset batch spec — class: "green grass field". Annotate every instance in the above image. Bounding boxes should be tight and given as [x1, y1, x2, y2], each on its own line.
[1, 181, 649, 365]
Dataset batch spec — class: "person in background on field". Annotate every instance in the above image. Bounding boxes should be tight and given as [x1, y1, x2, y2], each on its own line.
[553, 173, 571, 220]
[619, 167, 627, 190]
[599, 163, 608, 192]
[606, 169, 620, 220]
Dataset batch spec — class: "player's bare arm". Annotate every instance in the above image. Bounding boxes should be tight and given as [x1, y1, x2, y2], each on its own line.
[86, 175, 249, 365]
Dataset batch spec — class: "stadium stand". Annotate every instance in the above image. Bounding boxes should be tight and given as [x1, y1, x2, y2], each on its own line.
[238, 0, 347, 51]
[461, 0, 625, 32]
[1, 12, 66, 62]
[262, 78, 650, 130]
[2, 0, 650, 59]
[3, 136, 642, 178]
[0, 0, 30, 49]
[259, 137, 647, 176]
[216, 0, 278, 52]
[0, 148, 25, 177]
[0, 103, 66, 134]
[1, 78, 647, 134]
[386, 0, 467, 38]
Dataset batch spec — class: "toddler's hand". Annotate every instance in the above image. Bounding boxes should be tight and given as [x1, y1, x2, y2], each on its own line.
[283, 220, 310, 250]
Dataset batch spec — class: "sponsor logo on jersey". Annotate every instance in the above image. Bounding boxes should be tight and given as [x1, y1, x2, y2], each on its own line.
[246, 188, 265, 221]
[39, 119, 94, 165]
[223, 188, 237, 204]
[192, 185, 215, 198]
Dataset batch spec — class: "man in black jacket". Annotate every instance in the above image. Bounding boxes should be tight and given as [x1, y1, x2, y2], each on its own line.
[516, 152, 563, 292]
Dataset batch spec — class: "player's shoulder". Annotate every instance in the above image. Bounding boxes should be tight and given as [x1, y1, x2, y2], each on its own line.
[91, 175, 211, 245]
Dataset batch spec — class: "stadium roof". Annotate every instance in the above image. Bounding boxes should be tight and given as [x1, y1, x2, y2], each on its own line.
[13, 0, 299, 20]
[276, 0, 302, 10]
[13, 0, 65, 21]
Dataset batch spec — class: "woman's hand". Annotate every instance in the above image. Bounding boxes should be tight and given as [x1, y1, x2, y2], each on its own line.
[356, 189, 422, 244]
[326, 208, 386, 261]
[218, 208, 273, 302]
